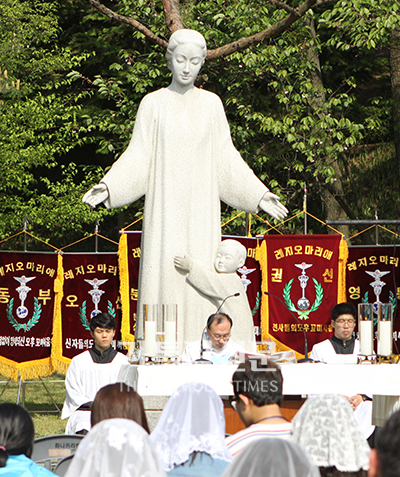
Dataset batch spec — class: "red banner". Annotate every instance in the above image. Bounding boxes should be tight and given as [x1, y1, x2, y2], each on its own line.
[0, 252, 60, 379]
[257, 235, 348, 358]
[52, 253, 121, 373]
[346, 246, 400, 348]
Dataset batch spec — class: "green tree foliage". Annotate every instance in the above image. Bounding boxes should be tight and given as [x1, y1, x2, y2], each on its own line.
[1, 0, 399, 248]
[0, 0, 118, 249]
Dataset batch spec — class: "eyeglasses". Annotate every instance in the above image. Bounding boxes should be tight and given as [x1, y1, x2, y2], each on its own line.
[209, 331, 231, 341]
[335, 319, 356, 325]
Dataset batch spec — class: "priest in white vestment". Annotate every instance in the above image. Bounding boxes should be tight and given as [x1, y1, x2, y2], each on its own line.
[181, 312, 244, 364]
[83, 29, 288, 353]
[310, 303, 375, 442]
[61, 313, 128, 434]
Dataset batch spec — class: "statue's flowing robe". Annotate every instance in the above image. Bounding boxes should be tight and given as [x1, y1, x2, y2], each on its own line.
[102, 87, 267, 352]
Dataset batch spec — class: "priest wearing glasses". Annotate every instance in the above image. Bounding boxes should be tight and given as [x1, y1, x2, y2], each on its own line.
[181, 313, 244, 364]
[310, 302, 376, 444]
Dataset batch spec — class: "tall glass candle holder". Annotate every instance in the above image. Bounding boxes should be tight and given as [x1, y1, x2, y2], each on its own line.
[143, 304, 158, 357]
[358, 303, 374, 356]
[377, 303, 393, 357]
[162, 304, 178, 357]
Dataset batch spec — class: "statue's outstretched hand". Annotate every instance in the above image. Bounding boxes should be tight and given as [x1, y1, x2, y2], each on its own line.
[82, 183, 109, 208]
[259, 192, 288, 221]
[174, 256, 192, 273]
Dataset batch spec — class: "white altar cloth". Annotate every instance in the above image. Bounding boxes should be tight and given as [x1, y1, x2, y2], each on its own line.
[117, 362, 400, 397]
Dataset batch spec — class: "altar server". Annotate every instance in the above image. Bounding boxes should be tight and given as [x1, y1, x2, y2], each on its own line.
[61, 313, 128, 434]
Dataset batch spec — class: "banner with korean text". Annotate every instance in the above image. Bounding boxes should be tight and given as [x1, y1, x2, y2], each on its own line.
[346, 246, 400, 347]
[257, 235, 348, 359]
[52, 253, 121, 373]
[0, 252, 61, 380]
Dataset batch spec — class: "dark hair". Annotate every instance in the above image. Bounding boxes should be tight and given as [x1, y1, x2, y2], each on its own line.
[206, 313, 232, 330]
[0, 403, 35, 467]
[319, 467, 367, 477]
[331, 303, 356, 321]
[89, 312, 116, 332]
[232, 356, 283, 406]
[91, 383, 150, 433]
[375, 409, 400, 477]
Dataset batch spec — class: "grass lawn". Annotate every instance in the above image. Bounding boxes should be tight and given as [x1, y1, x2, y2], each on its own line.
[0, 373, 67, 438]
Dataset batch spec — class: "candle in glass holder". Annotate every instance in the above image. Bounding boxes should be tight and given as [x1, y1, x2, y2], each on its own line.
[162, 304, 178, 357]
[143, 304, 158, 357]
[358, 304, 374, 356]
[377, 303, 393, 356]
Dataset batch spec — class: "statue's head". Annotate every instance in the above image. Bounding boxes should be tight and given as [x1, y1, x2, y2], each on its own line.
[166, 29, 207, 69]
[215, 239, 247, 274]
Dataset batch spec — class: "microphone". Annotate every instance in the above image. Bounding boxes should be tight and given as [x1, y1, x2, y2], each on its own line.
[215, 292, 240, 314]
[195, 326, 212, 364]
[264, 291, 313, 363]
[195, 292, 240, 364]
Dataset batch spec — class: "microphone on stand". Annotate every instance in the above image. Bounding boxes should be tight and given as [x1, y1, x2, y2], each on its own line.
[195, 292, 240, 364]
[264, 291, 313, 363]
[195, 325, 212, 364]
[215, 292, 240, 314]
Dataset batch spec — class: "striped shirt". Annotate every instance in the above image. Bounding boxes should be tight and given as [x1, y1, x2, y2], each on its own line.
[225, 423, 292, 457]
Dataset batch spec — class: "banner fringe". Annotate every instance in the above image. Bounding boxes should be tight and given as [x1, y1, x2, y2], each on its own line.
[338, 238, 349, 303]
[0, 356, 53, 381]
[119, 233, 134, 346]
[51, 253, 67, 373]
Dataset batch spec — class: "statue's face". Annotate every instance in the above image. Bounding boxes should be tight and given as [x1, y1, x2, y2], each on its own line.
[215, 242, 241, 274]
[170, 43, 204, 87]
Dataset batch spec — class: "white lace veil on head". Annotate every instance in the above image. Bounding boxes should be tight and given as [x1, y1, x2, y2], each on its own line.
[291, 394, 370, 472]
[64, 418, 166, 477]
[221, 438, 320, 477]
[150, 381, 232, 471]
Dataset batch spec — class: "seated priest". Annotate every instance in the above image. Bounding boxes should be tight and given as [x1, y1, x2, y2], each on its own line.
[310, 302, 375, 444]
[181, 312, 245, 364]
[61, 312, 128, 434]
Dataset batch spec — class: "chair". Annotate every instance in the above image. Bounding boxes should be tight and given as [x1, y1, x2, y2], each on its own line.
[31, 434, 83, 470]
[54, 454, 75, 476]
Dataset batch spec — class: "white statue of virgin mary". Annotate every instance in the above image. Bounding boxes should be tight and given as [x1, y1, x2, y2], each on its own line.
[83, 29, 288, 352]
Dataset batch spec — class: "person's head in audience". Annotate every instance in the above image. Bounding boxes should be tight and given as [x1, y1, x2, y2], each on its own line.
[0, 403, 34, 467]
[206, 313, 233, 350]
[231, 355, 283, 427]
[368, 409, 400, 477]
[151, 382, 232, 472]
[221, 438, 320, 477]
[89, 312, 116, 352]
[331, 302, 357, 343]
[91, 383, 150, 432]
[64, 418, 165, 477]
[292, 394, 369, 477]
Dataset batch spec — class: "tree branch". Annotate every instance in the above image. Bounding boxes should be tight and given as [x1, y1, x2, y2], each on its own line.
[161, 0, 183, 32]
[87, 0, 168, 49]
[87, 0, 322, 60]
[207, 0, 319, 59]
[266, 0, 296, 15]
